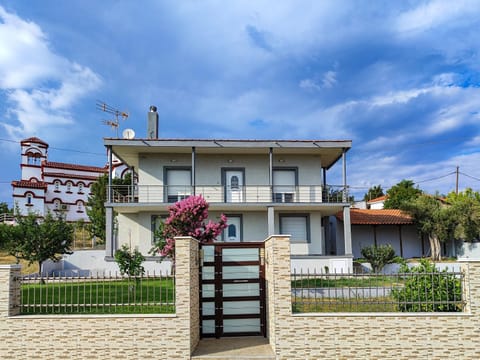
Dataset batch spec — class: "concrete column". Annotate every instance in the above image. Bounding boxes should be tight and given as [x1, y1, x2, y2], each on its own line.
[267, 206, 275, 235]
[191, 147, 196, 195]
[107, 145, 112, 202]
[105, 207, 114, 257]
[343, 206, 352, 255]
[174, 236, 200, 354]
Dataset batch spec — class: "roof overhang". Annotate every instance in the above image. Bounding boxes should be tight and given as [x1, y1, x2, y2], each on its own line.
[104, 138, 352, 171]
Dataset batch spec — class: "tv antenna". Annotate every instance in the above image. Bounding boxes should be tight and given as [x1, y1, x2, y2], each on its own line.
[96, 100, 129, 137]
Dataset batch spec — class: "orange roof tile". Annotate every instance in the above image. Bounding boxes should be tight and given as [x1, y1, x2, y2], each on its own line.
[367, 195, 388, 204]
[336, 209, 413, 225]
[11, 180, 48, 189]
[21, 137, 49, 147]
[43, 161, 107, 173]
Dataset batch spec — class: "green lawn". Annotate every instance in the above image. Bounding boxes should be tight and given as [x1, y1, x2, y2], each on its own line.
[21, 278, 175, 314]
[291, 275, 401, 288]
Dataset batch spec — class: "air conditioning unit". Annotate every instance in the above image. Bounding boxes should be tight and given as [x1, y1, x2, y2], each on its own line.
[59, 204, 69, 211]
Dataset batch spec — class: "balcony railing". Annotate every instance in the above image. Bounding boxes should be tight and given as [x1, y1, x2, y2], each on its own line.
[108, 184, 349, 204]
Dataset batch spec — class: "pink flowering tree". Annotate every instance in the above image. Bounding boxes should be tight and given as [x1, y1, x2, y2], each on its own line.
[151, 195, 227, 261]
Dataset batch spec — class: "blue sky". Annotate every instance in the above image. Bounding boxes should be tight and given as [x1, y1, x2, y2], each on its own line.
[1, 0, 480, 207]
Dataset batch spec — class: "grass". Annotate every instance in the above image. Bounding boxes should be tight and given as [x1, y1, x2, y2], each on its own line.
[0, 250, 38, 275]
[21, 277, 175, 315]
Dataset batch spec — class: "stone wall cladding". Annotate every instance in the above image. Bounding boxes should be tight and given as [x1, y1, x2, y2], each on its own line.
[265, 235, 480, 360]
[0, 237, 200, 360]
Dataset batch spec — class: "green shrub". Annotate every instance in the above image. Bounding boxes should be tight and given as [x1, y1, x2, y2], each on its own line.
[392, 259, 462, 312]
[360, 244, 396, 273]
[114, 244, 145, 277]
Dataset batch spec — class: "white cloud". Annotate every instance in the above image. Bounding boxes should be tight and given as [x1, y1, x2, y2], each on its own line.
[299, 78, 321, 91]
[0, 6, 101, 139]
[322, 70, 337, 88]
[396, 0, 479, 34]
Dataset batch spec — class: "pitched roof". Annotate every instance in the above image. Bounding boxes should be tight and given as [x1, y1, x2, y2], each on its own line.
[367, 195, 388, 204]
[336, 209, 413, 225]
[21, 137, 49, 147]
[11, 180, 48, 189]
[43, 161, 108, 173]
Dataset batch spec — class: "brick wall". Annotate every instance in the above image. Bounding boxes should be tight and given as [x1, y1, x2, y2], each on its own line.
[265, 235, 480, 360]
[0, 237, 199, 360]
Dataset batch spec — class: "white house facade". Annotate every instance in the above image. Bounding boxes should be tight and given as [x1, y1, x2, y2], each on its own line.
[11, 137, 108, 222]
[104, 122, 354, 272]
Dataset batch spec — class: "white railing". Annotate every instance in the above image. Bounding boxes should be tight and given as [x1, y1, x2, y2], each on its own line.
[109, 184, 349, 204]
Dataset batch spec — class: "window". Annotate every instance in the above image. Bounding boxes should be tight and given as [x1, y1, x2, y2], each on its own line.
[165, 168, 191, 203]
[273, 169, 297, 203]
[151, 215, 167, 245]
[26, 193, 33, 205]
[53, 199, 61, 211]
[54, 181, 60, 192]
[66, 182, 72, 193]
[222, 215, 242, 242]
[78, 183, 84, 193]
[279, 215, 309, 243]
[76, 201, 84, 213]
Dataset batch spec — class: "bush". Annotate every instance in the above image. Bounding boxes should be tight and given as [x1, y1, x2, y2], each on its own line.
[392, 259, 462, 312]
[114, 244, 145, 277]
[360, 244, 396, 273]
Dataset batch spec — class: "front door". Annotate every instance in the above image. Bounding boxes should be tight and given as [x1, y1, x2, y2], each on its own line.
[225, 170, 244, 203]
[200, 242, 266, 338]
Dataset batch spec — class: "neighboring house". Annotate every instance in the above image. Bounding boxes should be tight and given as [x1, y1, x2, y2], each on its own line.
[11, 137, 109, 222]
[335, 208, 430, 259]
[103, 108, 354, 272]
[367, 195, 388, 209]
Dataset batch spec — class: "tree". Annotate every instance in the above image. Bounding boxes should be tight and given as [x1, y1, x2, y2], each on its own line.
[0, 202, 12, 214]
[114, 244, 145, 277]
[151, 195, 227, 260]
[384, 179, 422, 209]
[86, 173, 132, 243]
[401, 194, 454, 261]
[6, 211, 74, 273]
[445, 188, 480, 242]
[360, 244, 396, 273]
[363, 185, 384, 202]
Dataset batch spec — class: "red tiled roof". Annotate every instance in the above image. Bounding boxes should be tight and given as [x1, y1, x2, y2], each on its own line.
[336, 209, 413, 225]
[11, 180, 48, 189]
[43, 161, 108, 173]
[42, 172, 101, 181]
[367, 195, 388, 204]
[21, 137, 49, 147]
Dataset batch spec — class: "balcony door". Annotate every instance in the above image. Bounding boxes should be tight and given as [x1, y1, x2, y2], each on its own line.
[165, 168, 191, 203]
[223, 169, 244, 203]
[273, 168, 297, 203]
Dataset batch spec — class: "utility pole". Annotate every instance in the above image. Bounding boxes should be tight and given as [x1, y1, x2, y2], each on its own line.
[455, 166, 459, 195]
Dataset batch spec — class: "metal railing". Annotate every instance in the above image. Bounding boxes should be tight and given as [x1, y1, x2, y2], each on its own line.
[20, 272, 175, 314]
[109, 184, 349, 204]
[0, 213, 14, 223]
[291, 269, 465, 313]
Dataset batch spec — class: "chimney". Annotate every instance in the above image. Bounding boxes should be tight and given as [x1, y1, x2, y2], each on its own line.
[147, 105, 159, 139]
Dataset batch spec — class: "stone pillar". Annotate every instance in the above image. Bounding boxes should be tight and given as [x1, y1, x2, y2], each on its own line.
[0, 265, 21, 317]
[174, 236, 200, 354]
[265, 235, 291, 356]
[343, 206, 352, 255]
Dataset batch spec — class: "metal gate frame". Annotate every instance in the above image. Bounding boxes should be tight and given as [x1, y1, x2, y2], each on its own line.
[199, 242, 266, 338]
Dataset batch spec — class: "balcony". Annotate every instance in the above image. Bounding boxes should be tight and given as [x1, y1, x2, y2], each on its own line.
[108, 184, 349, 204]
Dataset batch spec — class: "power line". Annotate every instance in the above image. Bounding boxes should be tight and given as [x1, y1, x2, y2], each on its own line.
[414, 171, 456, 185]
[460, 171, 480, 183]
[0, 138, 105, 156]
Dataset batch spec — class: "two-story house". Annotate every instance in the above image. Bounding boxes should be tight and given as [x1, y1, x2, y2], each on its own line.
[103, 110, 353, 273]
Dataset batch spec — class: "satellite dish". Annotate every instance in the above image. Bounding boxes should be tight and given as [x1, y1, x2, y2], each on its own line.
[122, 128, 135, 139]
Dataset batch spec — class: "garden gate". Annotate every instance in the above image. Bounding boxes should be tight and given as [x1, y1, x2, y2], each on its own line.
[199, 242, 266, 338]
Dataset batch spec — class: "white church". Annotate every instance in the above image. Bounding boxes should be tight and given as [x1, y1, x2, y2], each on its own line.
[11, 137, 123, 222]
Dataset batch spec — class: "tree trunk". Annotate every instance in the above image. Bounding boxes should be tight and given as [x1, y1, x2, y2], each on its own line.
[429, 234, 442, 261]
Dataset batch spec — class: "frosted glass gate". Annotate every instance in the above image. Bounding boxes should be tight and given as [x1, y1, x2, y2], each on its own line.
[200, 242, 266, 338]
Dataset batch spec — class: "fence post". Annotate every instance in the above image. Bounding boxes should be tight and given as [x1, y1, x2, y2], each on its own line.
[174, 236, 200, 355]
[264, 235, 291, 355]
[0, 265, 21, 317]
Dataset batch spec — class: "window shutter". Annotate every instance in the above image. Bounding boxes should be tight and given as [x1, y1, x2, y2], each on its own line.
[281, 216, 307, 241]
